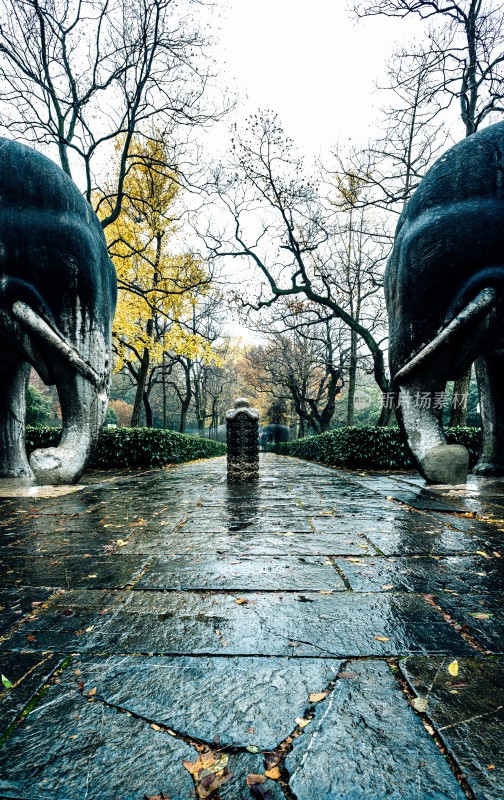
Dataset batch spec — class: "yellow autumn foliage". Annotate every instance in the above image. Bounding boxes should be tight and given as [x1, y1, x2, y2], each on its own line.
[97, 134, 217, 372]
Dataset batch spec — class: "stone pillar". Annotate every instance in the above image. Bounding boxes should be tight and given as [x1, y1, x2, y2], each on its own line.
[226, 398, 259, 481]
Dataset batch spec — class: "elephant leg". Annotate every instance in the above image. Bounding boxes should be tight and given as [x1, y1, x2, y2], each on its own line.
[473, 354, 504, 476]
[29, 370, 107, 485]
[397, 373, 469, 484]
[0, 361, 34, 479]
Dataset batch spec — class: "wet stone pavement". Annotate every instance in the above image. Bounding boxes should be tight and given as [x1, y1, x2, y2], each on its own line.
[0, 455, 503, 799]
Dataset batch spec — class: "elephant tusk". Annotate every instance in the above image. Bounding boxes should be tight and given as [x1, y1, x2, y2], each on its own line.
[394, 287, 497, 383]
[12, 300, 102, 388]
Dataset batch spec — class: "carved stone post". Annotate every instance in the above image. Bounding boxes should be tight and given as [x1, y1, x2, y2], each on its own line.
[226, 398, 259, 481]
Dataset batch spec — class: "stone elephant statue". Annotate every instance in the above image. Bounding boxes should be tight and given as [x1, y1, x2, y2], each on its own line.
[0, 138, 117, 485]
[386, 121, 504, 484]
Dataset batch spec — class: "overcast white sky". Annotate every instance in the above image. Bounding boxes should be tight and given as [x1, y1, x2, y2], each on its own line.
[212, 0, 424, 159]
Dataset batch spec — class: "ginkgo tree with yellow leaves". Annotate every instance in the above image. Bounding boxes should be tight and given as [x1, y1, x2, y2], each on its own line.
[98, 133, 219, 427]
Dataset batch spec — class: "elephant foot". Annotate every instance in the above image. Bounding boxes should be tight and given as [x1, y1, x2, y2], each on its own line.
[29, 447, 84, 485]
[0, 464, 34, 479]
[420, 444, 469, 484]
[473, 460, 504, 477]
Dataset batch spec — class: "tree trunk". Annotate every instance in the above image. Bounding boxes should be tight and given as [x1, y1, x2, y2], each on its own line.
[347, 330, 357, 425]
[178, 360, 192, 433]
[377, 404, 394, 427]
[298, 415, 306, 438]
[143, 391, 153, 428]
[162, 357, 167, 429]
[449, 368, 471, 427]
[179, 399, 190, 433]
[130, 347, 150, 427]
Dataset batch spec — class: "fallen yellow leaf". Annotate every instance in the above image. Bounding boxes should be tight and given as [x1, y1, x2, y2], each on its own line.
[411, 697, 428, 712]
[295, 717, 311, 728]
[381, 584, 394, 590]
[448, 659, 459, 677]
[374, 636, 390, 642]
[476, 551, 491, 559]
[265, 766, 281, 780]
[246, 774, 266, 786]
[309, 692, 327, 703]
[235, 598, 249, 605]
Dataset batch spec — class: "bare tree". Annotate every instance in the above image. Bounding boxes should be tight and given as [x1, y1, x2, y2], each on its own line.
[161, 292, 225, 432]
[354, 1, 504, 135]
[324, 171, 389, 422]
[243, 305, 347, 435]
[329, 54, 446, 218]
[0, 0, 226, 226]
[205, 113, 391, 424]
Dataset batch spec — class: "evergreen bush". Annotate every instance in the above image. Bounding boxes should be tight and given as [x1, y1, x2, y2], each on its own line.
[273, 426, 481, 470]
[25, 427, 226, 469]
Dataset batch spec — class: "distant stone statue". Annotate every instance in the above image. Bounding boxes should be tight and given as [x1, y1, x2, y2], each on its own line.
[386, 121, 504, 484]
[226, 398, 259, 480]
[259, 423, 290, 450]
[0, 138, 117, 485]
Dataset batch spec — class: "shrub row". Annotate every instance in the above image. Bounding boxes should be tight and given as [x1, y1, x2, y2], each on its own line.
[25, 427, 226, 469]
[273, 426, 482, 471]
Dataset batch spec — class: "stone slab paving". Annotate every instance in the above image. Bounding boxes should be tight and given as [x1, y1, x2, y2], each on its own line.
[286, 660, 466, 800]
[336, 554, 504, 593]
[136, 554, 348, 591]
[0, 651, 63, 736]
[0, 453, 503, 799]
[400, 656, 504, 800]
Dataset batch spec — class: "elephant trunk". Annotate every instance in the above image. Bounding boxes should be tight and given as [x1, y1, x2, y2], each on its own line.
[30, 371, 108, 485]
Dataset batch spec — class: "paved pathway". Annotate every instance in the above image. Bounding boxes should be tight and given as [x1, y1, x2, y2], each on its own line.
[0, 453, 503, 799]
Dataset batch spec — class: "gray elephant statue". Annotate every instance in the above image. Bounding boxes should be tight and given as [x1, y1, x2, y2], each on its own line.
[386, 121, 504, 484]
[0, 138, 117, 485]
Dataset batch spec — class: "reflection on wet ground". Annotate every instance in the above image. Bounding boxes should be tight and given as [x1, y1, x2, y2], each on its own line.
[0, 453, 502, 799]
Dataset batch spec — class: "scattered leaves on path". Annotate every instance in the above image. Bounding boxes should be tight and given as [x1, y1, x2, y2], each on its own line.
[183, 750, 232, 799]
[1, 674, 13, 689]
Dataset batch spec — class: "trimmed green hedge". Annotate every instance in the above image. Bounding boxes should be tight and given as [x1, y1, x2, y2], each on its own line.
[273, 426, 482, 470]
[25, 427, 226, 469]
